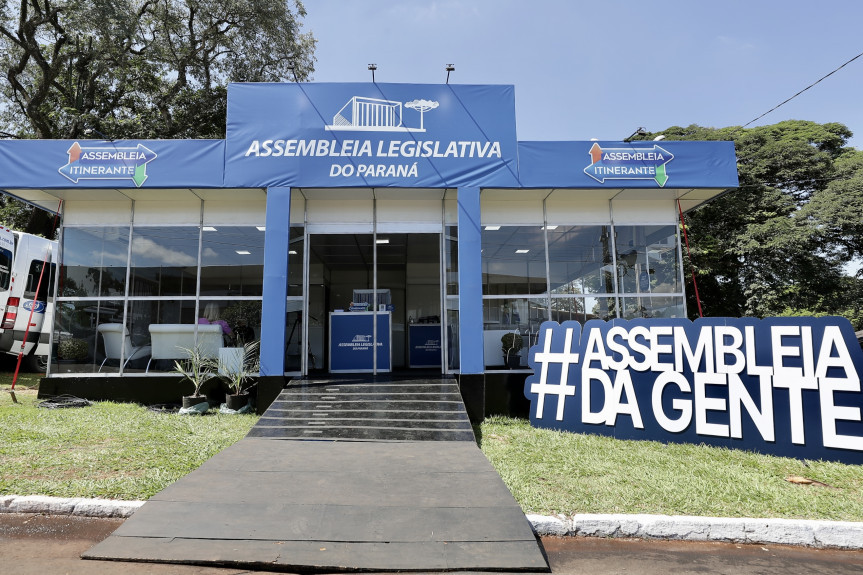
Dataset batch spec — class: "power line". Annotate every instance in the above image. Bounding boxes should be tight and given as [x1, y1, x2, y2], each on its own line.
[741, 50, 863, 129]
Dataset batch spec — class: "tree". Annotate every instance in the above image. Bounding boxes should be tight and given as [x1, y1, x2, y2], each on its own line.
[640, 121, 863, 325]
[405, 99, 438, 131]
[0, 0, 316, 140]
[0, 0, 315, 236]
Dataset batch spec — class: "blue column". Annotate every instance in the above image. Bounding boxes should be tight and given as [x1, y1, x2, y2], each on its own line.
[457, 186, 483, 374]
[260, 187, 291, 376]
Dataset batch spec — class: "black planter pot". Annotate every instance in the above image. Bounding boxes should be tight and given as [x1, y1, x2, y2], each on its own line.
[505, 354, 521, 369]
[182, 395, 209, 409]
[226, 393, 249, 411]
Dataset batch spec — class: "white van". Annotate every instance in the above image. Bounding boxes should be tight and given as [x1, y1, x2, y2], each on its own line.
[0, 225, 56, 372]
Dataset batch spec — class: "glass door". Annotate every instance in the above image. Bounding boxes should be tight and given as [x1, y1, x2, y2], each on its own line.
[303, 231, 443, 374]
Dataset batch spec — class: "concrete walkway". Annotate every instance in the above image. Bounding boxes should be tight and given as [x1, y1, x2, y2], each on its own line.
[84, 377, 549, 572]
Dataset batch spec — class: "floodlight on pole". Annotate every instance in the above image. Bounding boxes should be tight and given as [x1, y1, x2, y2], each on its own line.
[623, 127, 648, 142]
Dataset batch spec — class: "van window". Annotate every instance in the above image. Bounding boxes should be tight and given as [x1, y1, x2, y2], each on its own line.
[0, 247, 11, 290]
[24, 260, 56, 301]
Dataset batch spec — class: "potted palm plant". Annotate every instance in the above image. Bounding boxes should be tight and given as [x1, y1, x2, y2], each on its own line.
[173, 345, 216, 412]
[217, 340, 260, 411]
[501, 332, 523, 369]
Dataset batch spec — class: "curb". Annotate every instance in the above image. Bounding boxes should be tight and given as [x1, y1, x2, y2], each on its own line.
[528, 513, 863, 550]
[2, 496, 861, 550]
[0, 495, 143, 518]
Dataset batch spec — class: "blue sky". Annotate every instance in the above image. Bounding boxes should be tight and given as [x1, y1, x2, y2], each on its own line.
[303, 1, 863, 149]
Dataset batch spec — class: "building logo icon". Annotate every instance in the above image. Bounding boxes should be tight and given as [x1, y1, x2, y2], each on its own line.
[326, 96, 439, 132]
[583, 142, 674, 187]
[59, 142, 157, 187]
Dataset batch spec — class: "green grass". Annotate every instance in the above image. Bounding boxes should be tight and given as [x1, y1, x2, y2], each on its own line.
[2, 375, 862, 521]
[477, 416, 863, 522]
[0, 387, 257, 500]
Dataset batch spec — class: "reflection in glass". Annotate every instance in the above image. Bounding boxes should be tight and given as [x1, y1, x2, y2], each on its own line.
[482, 226, 547, 295]
[615, 225, 681, 295]
[52, 300, 125, 373]
[445, 225, 458, 296]
[482, 297, 548, 370]
[547, 225, 614, 295]
[285, 299, 303, 372]
[550, 296, 616, 323]
[200, 226, 265, 296]
[446, 295, 459, 370]
[61, 227, 129, 297]
[288, 226, 304, 297]
[621, 296, 685, 319]
[129, 227, 199, 297]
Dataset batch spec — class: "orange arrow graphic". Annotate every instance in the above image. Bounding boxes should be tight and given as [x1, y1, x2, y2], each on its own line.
[67, 142, 82, 163]
[589, 142, 602, 164]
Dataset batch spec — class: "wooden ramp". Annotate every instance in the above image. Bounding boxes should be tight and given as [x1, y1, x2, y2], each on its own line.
[84, 377, 549, 572]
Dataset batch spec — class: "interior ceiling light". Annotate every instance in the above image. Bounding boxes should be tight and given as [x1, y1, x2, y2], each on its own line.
[515, 249, 530, 254]
[236, 250, 251, 255]
[484, 225, 501, 231]
[288, 250, 297, 255]
[203, 226, 217, 231]
[256, 226, 266, 231]
[542, 225, 558, 230]
[376, 238, 389, 244]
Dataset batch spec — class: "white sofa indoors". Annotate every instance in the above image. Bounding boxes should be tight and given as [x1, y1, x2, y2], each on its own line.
[146, 323, 223, 372]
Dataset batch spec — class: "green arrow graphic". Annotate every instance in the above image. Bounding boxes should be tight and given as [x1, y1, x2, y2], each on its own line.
[655, 164, 668, 187]
[133, 164, 148, 187]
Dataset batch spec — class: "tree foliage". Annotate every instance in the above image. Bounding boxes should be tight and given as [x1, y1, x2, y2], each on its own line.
[641, 120, 863, 326]
[0, 0, 315, 235]
[0, 0, 316, 140]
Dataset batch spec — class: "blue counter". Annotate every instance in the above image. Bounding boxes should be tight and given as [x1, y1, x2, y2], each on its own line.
[328, 311, 392, 373]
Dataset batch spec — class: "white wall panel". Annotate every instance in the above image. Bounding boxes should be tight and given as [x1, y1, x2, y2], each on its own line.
[544, 197, 611, 224]
[376, 199, 441, 224]
[611, 200, 676, 224]
[306, 199, 373, 224]
[480, 199, 544, 225]
[203, 199, 266, 225]
[63, 201, 131, 225]
[133, 200, 202, 225]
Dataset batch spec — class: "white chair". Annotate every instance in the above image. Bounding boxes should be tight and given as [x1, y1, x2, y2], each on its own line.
[97, 323, 151, 372]
[146, 323, 223, 372]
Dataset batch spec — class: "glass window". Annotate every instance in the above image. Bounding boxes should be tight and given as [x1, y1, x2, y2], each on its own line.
[24, 261, 56, 301]
[482, 297, 548, 370]
[547, 225, 614, 295]
[52, 300, 125, 373]
[482, 226, 547, 295]
[285, 298, 303, 371]
[60, 227, 129, 297]
[445, 225, 458, 296]
[550, 296, 617, 323]
[621, 296, 685, 319]
[0, 246, 12, 290]
[615, 225, 681, 295]
[129, 227, 199, 297]
[200, 226, 265, 296]
[288, 226, 304, 297]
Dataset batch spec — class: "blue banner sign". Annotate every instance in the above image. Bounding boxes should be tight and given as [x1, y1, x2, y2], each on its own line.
[0, 139, 225, 189]
[517, 141, 739, 189]
[58, 142, 157, 187]
[583, 143, 674, 187]
[225, 82, 520, 188]
[524, 317, 863, 464]
[409, 323, 442, 368]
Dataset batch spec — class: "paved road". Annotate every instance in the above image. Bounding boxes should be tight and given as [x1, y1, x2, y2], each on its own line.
[2, 514, 863, 574]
